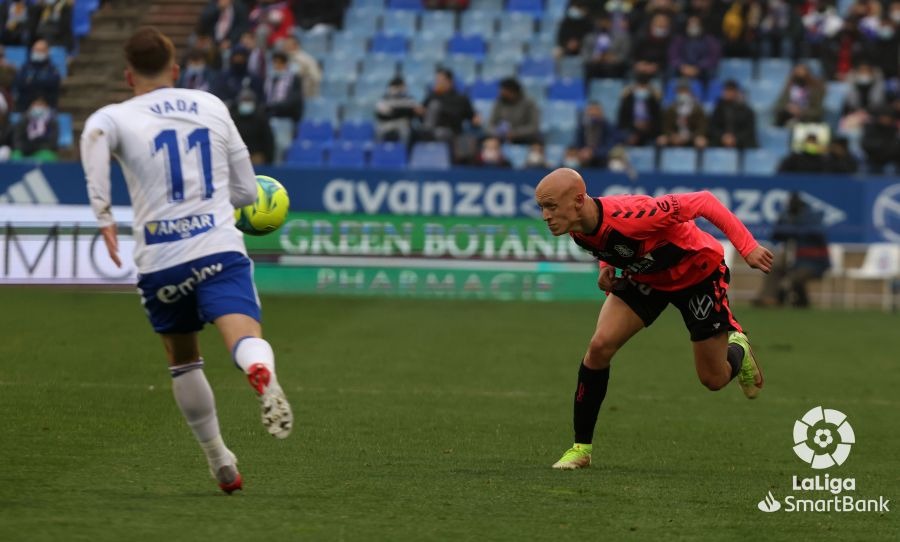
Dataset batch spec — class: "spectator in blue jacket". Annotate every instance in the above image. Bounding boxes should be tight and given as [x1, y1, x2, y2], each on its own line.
[213, 45, 263, 108]
[668, 15, 721, 84]
[575, 101, 620, 167]
[753, 192, 830, 308]
[177, 49, 218, 92]
[12, 95, 58, 161]
[13, 39, 60, 111]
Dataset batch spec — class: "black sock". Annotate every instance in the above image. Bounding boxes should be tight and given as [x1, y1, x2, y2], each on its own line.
[727, 344, 744, 379]
[573, 362, 610, 444]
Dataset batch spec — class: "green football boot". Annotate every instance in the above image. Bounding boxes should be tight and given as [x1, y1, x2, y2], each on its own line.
[729, 331, 764, 399]
[552, 443, 592, 470]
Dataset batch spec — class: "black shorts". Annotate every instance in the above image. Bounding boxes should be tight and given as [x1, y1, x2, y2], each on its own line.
[610, 263, 743, 342]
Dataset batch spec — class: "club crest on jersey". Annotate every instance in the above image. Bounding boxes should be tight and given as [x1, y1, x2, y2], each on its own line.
[614, 244, 635, 258]
[144, 214, 214, 245]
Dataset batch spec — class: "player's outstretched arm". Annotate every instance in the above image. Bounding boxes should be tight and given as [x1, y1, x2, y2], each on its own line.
[81, 113, 121, 267]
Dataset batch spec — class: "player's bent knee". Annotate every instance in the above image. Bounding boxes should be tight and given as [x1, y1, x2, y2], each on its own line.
[698, 373, 728, 391]
[585, 337, 618, 369]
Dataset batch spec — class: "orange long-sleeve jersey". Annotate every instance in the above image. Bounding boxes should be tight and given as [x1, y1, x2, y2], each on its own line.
[570, 191, 760, 291]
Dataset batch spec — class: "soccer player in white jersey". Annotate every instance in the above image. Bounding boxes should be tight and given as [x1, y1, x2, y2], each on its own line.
[80, 27, 293, 494]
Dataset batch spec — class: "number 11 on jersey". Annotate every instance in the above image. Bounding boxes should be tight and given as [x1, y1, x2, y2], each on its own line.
[153, 128, 214, 202]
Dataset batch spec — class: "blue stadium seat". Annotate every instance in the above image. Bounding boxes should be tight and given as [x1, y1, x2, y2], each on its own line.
[557, 56, 584, 79]
[472, 99, 494, 121]
[626, 147, 656, 173]
[544, 101, 578, 129]
[518, 56, 555, 82]
[57, 113, 72, 148]
[799, 58, 824, 79]
[370, 142, 408, 168]
[439, 55, 478, 84]
[409, 142, 451, 169]
[544, 126, 574, 147]
[746, 80, 780, 116]
[401, 58, 437, 79]
[545, 143, 565, 166]
[521, 79, 547, 104]
[361, 54, 400, 76]
[329, 142, 368, 168]
[298, 31, 331, 57]
[742, 148, 779, 175]
[447, 34, 487, 59]
[297, 119, 335, 142]
[489, 35, 527, 62]
[460, 11, 497, 37]
[370, 34, 408, 56]
[73, 4, 92, 38]
[353, 0, 387, 7]
[409, 34, 447, 59]
[660, 148, 698, 174]
[420, 11, 456, 38]
[758, 125, 790, 152]
[662, 78, 704, 106]
[343, 99, 378, 121]
[382, 9, 418, 36]
[331, 31, 369, 56]
[305, 98, 341, 123]
[502, 144, 529, 169]
[344, 8, 382, 37]
[717, 58, 754, 83]
[758, 58, 791, 86]
[704, 78, 724, 105]
[508, 0, 544, 16]
[499, 12, 537, 35]
[824, 81, 848, 125]
[589, 79, 625, 102]
[285, 140, 326, 166]
[320, 80, 352, 102]
[547, 78, 586, 105]
[700, 148, 739, 175]
[340, 120, 376, 142]
[480, 57, 518, 80]
[4, 46, 26, 67]
[355, 77, 393, 102]
[468, 79, 499, 100]
[388, 0, 424, 10]
[324, 54, 361, 80]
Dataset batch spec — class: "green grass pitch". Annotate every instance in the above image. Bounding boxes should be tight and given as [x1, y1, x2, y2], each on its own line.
[0, 289, 897, 541]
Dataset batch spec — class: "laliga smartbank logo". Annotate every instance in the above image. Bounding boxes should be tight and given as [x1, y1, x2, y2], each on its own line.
[756, 406, 890, 514]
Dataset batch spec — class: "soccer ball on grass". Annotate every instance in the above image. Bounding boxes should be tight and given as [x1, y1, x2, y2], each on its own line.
[234, 175, 290, 236]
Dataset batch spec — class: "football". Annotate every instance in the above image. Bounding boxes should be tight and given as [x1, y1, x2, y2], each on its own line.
[234, 175, 290, 236]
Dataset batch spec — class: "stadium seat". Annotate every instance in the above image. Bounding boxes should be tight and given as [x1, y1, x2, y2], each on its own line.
[545, 143, 565, 166]
[370, 34, 408, 56]
[298, 31, 331, 58]
[502, 144, 529, 169]
[518, 56, 555, 82]
[544, 126, 574, 147]
[758, 58, 791, 86]
[660, 148, 698, 174]
[800, 58, 824, 79]
[320, 80, 352, 102]
[824, 81, 848, 126]
[304, 98, 341, 123]
[361, 54, 400, 77]
[388, 0, 424, 10]
[343, 100, 378, 121]
[297, 119, 335, 143]
[758, 126, 790, 152]
[460, 11, 497, 37]
[662, 78, 704, 106]
[717, 58, 753, 83]
[544, 101, 578, 129]
[4, 46, 26, 67]
[420, 11, 456, 38]
[409, 34, 447, 58]
[285, 140, 326, 166]
[741, 148, 779, 175]
[557, 56, 584, 79]
[401, 58, 437, 80]
[57, 113, 72, 148]
[331, 31, 370, 56]
[345, 10, 381, 37]
[480, 57, 518, 80]
[700, 148, 739, 175]
[472, 99, 494, 121]
[547, 78, 586, 105]
[381, 9, 418, 37]
[507, 0, 544, 17]
[447, 34, 487, 59]
[340, 120, 376, 142]
[704, 79, 724, 105]
[73, 4, 92, 38]
[626, 147, 656, 173]
[324, 55, 361, 81]
[439, 55, 478, 84]
[746, 80, 780, 116]
[409, 142, 451, 169]
[370, 142, 408, 168]
[589, 78, 625, 101]
[499, 12, 537, 37]
[329, 142, 368, 168]
[468, 79, 499, 100]
[521, 79, 547, 104]
[488, 35, 527, 62]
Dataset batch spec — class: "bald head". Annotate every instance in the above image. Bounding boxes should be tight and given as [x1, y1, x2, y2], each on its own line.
[535, 168, 595, 236]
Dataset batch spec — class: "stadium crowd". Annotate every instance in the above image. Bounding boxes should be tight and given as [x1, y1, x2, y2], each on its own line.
[170, 0, 900, 173]
[0, 0, 72, 162]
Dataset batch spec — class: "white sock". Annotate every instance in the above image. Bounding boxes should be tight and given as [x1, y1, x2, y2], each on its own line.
[232, 337, 276, 374]
[171, 360, 229, 466]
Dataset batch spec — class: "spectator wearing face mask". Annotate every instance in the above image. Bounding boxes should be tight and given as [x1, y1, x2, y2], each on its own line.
[861, 106, 900, 174]
[279, 35, 322, 99]
[633, 13, 673, 79]
[188, 32, 223, 71]
[658, 84, 708, 149]
[708, 80, 757, 149]
[230, 89, 274, 164]
[556, 1, 593, 58]
[13, 39, 60, 112]
[778, 133, 828, 173]
[843, 62, 886, 115]
[263, 51, 303, 163]
[12, 95, 57, 161]
[249, 0, 295, 48]
[488, 78, 540, 145]
[214, 45, 263, 108]
[668, 15, 721, 84]
[575, 101, 620, 168]
[561, 146, 582, 168]
[177, 49, 217, 92]
[33, 0, 72, 51]
[774, 64, 824, 127]
[0, 0, 34, 46]
[376, 77, 420, 143]
[617, 75, 662, 146]
[525, 141, 549, 169]
[582, 13, 631, 79]
[476, 137, 511, 168]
